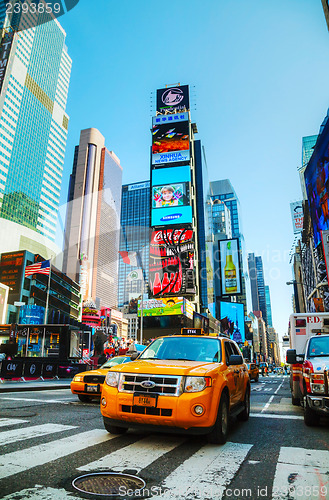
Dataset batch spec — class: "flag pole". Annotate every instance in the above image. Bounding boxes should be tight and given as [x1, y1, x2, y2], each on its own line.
[137, 250, 144, 345]
[44, 257, 52, 325]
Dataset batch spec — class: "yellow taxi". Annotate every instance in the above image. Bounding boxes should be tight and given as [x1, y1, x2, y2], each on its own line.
[71, 355, 133, 402]
[100, 334, 250, 444]
[247, 362, 259, 382]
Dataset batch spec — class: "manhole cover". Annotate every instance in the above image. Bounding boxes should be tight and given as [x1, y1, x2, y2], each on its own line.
[72, 472, 146, 496]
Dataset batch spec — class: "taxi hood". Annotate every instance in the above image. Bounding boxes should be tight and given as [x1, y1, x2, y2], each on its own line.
[109, 359, 220, 376]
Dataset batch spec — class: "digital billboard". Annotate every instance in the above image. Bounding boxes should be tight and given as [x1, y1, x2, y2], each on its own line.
[290, 201, 303, 234]
[152, 120, 190, 165]
[219, 301, 245, 344]
[156, 85, 190, 113]
[151, 165, 192, 226]
[304, 124, 329, 246]
[149, 228, 195, 297]
[219, 239, 242, 296]
[0, 251, 24, 298]
[138, 297, 194, 318]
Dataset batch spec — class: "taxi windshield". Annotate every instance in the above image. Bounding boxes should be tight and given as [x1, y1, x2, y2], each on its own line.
[101, 356, 128, 368]
[307, 337, 329, 357]
[139, 337, 221, 363]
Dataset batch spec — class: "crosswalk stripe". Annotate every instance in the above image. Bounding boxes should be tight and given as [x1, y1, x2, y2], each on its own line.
[149, 441, 252, 499]
[250, 413, 303, 420]
[0, 418, 28, 428]
[272, 447, 329, 500]
[78, 434, 186, 473]
[2, 397, 67, 404]
[3, 486, 78, 499]
[0, 424, 77, 447]
[0, 429, 116, 480]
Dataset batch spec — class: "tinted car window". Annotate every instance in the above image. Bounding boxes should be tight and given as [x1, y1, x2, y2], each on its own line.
[139, 337, 222, 362]
[224, 342, 233, 362]
[230, 342, 241, 356]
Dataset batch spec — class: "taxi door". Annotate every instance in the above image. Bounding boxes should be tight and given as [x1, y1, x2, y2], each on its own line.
[230, 341, 247, 400]
[224, 341, 239, 406]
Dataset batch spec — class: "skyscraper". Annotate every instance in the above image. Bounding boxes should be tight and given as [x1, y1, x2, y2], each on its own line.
[118, 180, 150, 311]
[298, 135, 317, 200]
[255, 255, 267, 325]
[265, 285, 273, 328]
[63, 128, 122, 309]
[0, 15, 71, 257]
[247, 252, 260, 312]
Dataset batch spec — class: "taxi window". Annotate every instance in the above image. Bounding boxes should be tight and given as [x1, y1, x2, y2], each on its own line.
[224, 342, 233, 362]
[230, 343, 241, 356]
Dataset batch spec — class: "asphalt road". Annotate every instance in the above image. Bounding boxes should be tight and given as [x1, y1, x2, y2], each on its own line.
[0, 374, 328, 500]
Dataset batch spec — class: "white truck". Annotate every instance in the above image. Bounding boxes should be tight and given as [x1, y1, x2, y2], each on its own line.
[286, 313, 329, 426]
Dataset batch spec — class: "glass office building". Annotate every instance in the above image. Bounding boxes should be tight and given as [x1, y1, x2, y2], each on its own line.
[298, 135, 318, 200]
[0, 14, 71, 243]
[255, 255, 267, 325]
[265, 285, 273, 328]
[118, 181, 150, 310]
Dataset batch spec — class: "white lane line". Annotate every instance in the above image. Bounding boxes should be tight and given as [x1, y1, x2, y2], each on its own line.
[0, 429, 116, 479]
[0, 419, 28, 428]
[274, 381, 284, 394]
[149, 442, 252, 499]
[78, 434, 186, 473]
[250, 413, 303, 420]
[3, 485, 78, 499]
[1, 397, 67, 404]
[261, 395, 274, 413]
[272, 447, 329, 500]
[0, 424, 76, 447]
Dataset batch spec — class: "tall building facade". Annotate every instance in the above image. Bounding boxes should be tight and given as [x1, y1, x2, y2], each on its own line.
[255, 255, 267, 325]
[298, 135, 317, 200]
[118, 180, 150, 310]
[210, 179, 250, 316]
[63, 128, 122, 309]
[265, 285, 273, 328]
[0, 14, 71, 256]
[247, 253, 260, 312]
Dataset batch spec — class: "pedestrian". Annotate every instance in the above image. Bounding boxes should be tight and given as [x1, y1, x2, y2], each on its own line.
[265, 365, 268, 377]
[261, 365, 265, 376]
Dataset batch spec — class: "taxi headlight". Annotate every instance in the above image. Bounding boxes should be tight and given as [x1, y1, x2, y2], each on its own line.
[184, 376, 207, 393]
[105, 371, 120, 387]
[73, 375, 84, 382]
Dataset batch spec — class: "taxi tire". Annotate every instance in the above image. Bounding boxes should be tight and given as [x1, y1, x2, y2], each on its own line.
[237, 385, 250, 422]
[207, 393, 229, 445]
[78, 394, 92, 403]
[104, 423, 128, 435]
[291, 394, 300, 406]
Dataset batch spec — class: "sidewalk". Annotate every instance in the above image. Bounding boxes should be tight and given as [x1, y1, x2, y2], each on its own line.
[0, 377, 71, 393]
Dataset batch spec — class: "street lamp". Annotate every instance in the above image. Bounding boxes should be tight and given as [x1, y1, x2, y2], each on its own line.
[286, 280, 302, 313]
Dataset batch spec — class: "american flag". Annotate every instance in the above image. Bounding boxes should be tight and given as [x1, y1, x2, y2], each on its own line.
[296, 328, 306, 335]
[25, 260, 51, 277]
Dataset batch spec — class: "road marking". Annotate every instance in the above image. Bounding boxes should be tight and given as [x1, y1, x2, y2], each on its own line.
[274, 381, 284, 394]
[3, 485, 78, 499]
[0, 424, 76, 447]
[250, 413, 303, 420]
[0, 429, 115, 480]
[261, 395, 274, 413]
[273, 447, 329, 500]
[1, 397, 68, 404]
[79, 434, 186, 473]
[149, 441, 252, 499]
[0, 418, 28, 428]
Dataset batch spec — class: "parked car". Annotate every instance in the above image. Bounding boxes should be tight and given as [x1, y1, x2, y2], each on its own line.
[247, 362, 259, 382]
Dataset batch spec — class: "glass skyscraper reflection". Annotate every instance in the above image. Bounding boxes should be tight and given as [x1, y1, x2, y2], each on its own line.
[0, 14, 71, 244]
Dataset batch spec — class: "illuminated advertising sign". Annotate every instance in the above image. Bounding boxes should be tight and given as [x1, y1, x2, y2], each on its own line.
[138, 297, 195, 318]
[0, 251, 24, 296]
[151, 165, 192, 226]
[0, 283, 9, 323]
[220, 301, 245, 344]
[219, 239, 242, 296]
[0, 32, 14, 94]
[290, 201, 303, 234]
[152, 120, 190, 165]
[304, 127, 329, 246]
[149, 228, 195, 297]
[19, 305, 45, 325]
[156, 85, 190, 113]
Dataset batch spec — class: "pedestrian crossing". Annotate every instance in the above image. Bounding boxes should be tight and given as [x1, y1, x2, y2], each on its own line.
[1, 418, 328, 500]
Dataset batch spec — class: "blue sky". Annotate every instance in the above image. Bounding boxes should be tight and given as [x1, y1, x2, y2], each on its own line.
[58, 0, 329, 338]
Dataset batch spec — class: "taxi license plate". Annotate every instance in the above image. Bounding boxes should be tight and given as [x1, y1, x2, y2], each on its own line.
[86, 385, 99, 393]
[133, 394, 157, 407]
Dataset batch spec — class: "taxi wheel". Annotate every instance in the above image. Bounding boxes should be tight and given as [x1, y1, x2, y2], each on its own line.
[207, 393, 229, 445]
[78, 394, 92, 403]
[237, 385, 250, 421]
[104, 423, 128, 435]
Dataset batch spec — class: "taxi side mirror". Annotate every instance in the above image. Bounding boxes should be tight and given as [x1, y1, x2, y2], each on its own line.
[228, 354, 243, 365]
[130, 352, 139, 361]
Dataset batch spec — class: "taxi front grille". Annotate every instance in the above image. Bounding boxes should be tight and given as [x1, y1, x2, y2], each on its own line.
[119, 374, 182, 396]
[121, 405, 172, 416]
[84, 375, 105, 384]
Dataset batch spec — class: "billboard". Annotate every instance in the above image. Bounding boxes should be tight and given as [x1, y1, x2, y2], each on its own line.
[0, 251, 24, 297]
[219, 301, 245, 344]
[0, 283, 9, 323]
[151, 165, 192, 226]
[19, 305, 45, 325]
[0, 32, 14, 94]
[156, 85, 190, 113]
[290, 201, 303, 234]
[304, 123, 329, 246]
[138, 297, 194, 317]
[152, 120, 190, 165]
[149, 228, 195, 297]
[219, 239, 242, 296]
